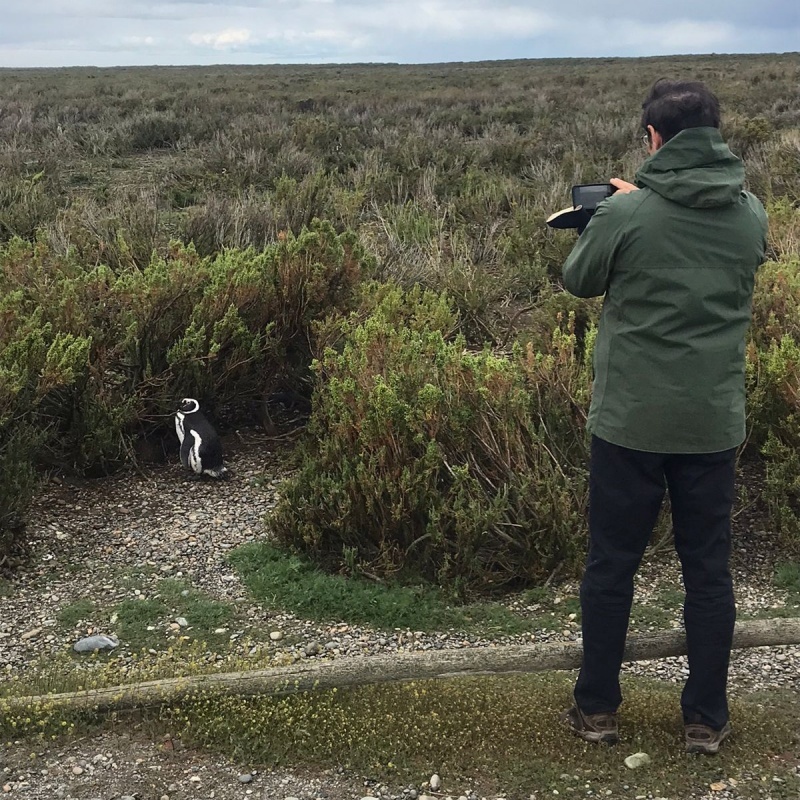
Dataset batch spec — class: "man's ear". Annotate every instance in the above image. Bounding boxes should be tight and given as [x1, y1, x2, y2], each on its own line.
[647, 125, 664, 152]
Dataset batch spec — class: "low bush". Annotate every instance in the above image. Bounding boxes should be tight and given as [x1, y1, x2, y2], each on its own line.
[270, 286, 591, 595]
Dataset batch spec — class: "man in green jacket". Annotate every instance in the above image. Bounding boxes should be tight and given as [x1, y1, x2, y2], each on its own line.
[562, 79, 767, 754]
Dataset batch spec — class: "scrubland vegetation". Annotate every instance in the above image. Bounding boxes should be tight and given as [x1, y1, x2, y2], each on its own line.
[1, 53, 800, 797]
[1, 53, 798, 587]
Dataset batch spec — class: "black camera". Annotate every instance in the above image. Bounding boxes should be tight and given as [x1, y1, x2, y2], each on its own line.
[546, 183, 617, 232]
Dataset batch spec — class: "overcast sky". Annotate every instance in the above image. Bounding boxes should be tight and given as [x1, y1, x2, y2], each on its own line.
[1, 0, 798, 68]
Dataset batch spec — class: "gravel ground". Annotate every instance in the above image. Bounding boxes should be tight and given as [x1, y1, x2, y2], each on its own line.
[0, 430, 798, 799]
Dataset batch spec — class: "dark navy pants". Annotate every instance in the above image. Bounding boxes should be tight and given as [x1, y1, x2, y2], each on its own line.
[574, 435, 737, 730]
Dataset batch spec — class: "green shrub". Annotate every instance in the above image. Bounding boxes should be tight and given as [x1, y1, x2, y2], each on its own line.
[747, 334, 800, 547]
[270, 286, 591, 595]
[747, 259, 800, 546]
[0, 263, 93, 558]
[0, 422, 42, 566]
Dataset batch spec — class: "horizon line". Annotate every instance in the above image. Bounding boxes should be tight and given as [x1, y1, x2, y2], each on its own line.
[1, 50, 798, 71]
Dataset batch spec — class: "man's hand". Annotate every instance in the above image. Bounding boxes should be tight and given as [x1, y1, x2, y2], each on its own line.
[610, 178, 639, 194]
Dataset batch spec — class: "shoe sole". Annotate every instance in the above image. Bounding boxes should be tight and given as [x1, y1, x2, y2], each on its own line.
[571, 729, 620, 745]
[685, 723, 731, 755]
[563, 708, 619, 745]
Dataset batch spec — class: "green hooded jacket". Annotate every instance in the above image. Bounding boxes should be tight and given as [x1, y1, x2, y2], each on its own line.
[562, 127, 768, 453]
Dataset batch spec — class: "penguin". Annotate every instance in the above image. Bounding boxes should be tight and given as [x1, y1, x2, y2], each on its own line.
[174, 398, 230, 479]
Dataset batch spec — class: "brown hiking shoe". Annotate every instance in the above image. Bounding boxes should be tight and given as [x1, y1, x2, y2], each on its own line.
[685, 721, 732, 754]
[563, 705, 619, 744]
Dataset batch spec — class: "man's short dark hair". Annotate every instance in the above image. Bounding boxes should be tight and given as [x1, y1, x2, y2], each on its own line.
[641, 79, 721, 143]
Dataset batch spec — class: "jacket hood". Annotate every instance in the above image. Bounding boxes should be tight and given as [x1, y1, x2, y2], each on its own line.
[635, 127, 744, 209]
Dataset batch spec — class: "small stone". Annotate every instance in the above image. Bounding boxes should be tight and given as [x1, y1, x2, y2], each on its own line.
[709, 782, 727, 792]
[269, 631, 283, 641]
[71, 766, 84, 775]
[21, 628, 42, 641]
[73, 635, 118, 653]
[623, 752, 651, 769]
[175, 617, 189, 628]
[430, 774, 441, 791]
[238, 773, 253, 783]
[190, 775, 201, 782]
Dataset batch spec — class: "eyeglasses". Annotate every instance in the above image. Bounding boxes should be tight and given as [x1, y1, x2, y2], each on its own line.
[641, 132, 650, 145]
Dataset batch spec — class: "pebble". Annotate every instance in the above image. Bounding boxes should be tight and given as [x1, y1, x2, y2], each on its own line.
[238, 773, 253, 783]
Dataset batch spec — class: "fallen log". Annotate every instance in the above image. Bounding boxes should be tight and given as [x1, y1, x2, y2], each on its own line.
[3, 618, 799, 715]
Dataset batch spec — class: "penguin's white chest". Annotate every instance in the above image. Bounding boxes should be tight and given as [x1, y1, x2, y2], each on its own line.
[175, 412, 185, 445]
[188, 430, 203, 474]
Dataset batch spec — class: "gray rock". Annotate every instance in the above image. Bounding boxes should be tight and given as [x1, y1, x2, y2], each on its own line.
[624, 752, 651, 769]
[238, 773, 253, 783]
[73, 635, 119, 653]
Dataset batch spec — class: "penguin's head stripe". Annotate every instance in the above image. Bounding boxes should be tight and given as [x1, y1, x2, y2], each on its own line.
[178, 398, 200, 414]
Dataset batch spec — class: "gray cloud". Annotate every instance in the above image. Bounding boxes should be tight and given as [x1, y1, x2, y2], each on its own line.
[0, 0, 797, 67]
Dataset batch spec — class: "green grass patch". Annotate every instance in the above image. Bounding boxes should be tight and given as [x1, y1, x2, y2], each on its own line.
[155, 578, 235, 638]
[655, 586, 685, 610]
[740, 604, 800, 621]
[164, 674, 800, 799]
[112, 597, 168, 651]
[56, 599, 97, 629]
[518, 587, 582, 629]
[230, 542, 537, 635]
[775, 561, 800, 594]
[108, 580, 239, 652]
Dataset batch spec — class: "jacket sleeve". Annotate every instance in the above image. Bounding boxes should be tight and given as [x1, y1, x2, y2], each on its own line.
[562, 200, 626, 298]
